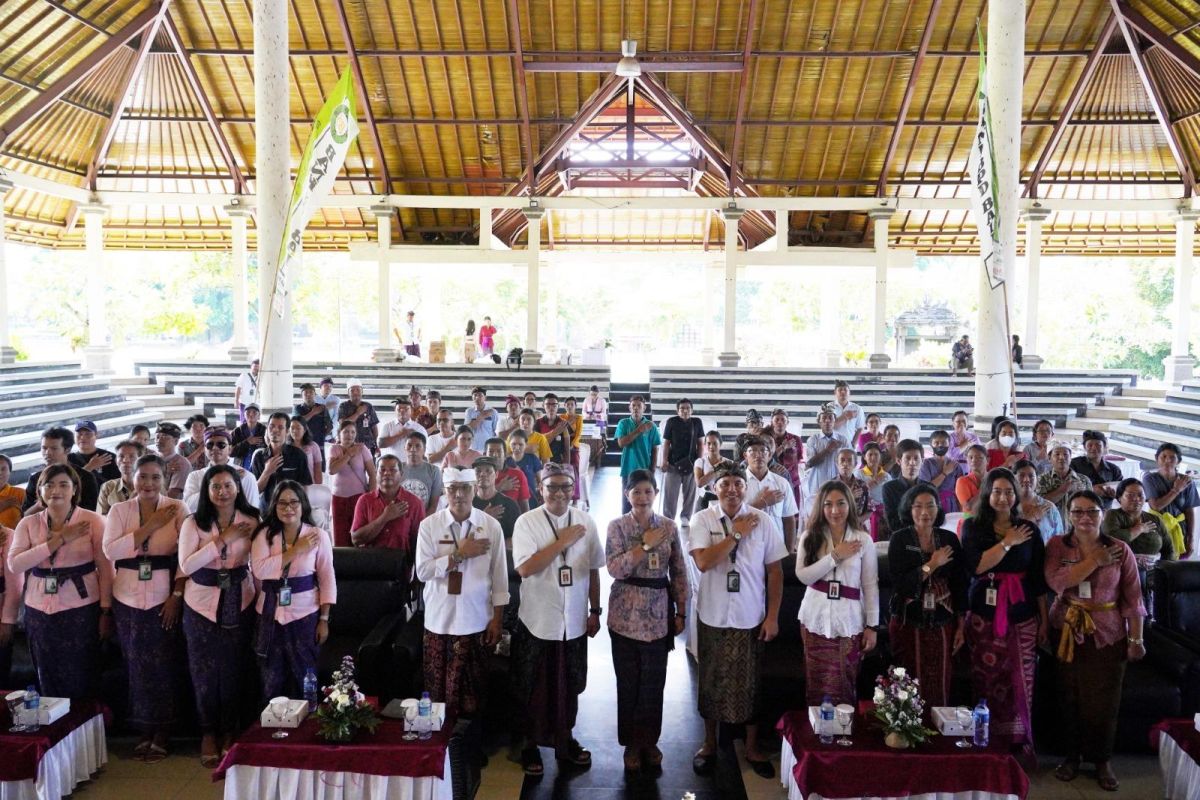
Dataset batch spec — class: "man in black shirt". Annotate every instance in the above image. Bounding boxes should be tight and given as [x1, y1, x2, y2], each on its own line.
[661, 398, 705, 528]
[1070, 430, 1124, 509]
[882, 439, 932, 537]
[23, 426, 99, 512]
[230, 403, 266, 469]
[251, 412, 313, 503]
[294, 383, 332, 470]
[69, 419, 121, 486]
[470, 457, 520, 539]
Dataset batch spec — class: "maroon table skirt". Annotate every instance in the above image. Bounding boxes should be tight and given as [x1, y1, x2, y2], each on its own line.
[777, 707, 1029, 799]
[1151, 718, 1200, 761]
[0, 698, 108, 782]
[213, 716, 451, 781]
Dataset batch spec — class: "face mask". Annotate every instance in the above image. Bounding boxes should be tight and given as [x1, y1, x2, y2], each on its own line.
[931, 445, 949, 457]
[999, 434, 1016, 448]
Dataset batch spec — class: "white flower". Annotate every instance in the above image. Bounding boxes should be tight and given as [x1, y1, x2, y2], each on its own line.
[337, 695, 352, 709]
[893, 667, 907, 679]
[873, 688, 885, 703]
[897, 690, 909, 702]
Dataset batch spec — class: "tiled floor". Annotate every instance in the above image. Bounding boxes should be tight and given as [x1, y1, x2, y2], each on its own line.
[67, 467, 1163, 798]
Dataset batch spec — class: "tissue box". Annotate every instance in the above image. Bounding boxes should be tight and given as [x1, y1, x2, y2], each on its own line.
[404, 702, 447, 732]
[1193, 712, 1200, 732]
[807, 706, 851, 736]
[15, 696, 69, 726]
[933, 706, 974, 737]
[260, 699, 309, 729]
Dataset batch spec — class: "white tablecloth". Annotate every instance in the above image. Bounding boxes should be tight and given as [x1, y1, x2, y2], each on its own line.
[1160, 730, 1200, 800]
[223, 750, 452, 800]
[779, 741, 1021, 800]
[0, 714, 107, 800]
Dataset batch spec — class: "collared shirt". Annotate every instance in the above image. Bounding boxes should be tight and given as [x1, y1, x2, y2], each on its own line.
[795, 527, 879, 637]
[523, 431, 553, 463]
[337, 401, 380, 449]
[415, 508, 510, 636]
[178, 511, 258, 623]
[103, 495, 187, 610]
[688, 504, 787, 630]
[250, 524, 337, 624]
[9, 508, 112, 614]
[98, 478, 135, 515]
[1045, 534, 1144, 649]
[805, 432, 849, 494]
[183, 466, 260, 514]
[606, 513, 690, 642]
[1036, 469, 1093, 519]
[426, 432, 455, 462]
[745, 469, 799, 534]
[464, 406, 498, 451]
[615, 416, 662, 477]
[512, 507, 604, 641]
[1070, 456, 1124, 509]
[829, 401, 865, 445]
[234, 371, 257, 404]
[379, 419, 428, 460]
[351, 488, 425, 554]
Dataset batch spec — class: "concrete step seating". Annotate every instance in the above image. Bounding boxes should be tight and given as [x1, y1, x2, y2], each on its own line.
[1109, 382, 1200, 466]
[0, 362, 163, 482]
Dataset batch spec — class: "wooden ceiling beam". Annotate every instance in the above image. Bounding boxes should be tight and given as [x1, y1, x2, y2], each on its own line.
[504, 0, 535, 193]
[1110, 0, 1197, 195]
[635, 73, 731, 183]
[333, 0, 391, 196]
[0, 2, 166, 146]
[876, 0, 942, 197]
[1114, 0, 1200, 80]
[161, 15, 247, 195]
[729, 0, 762, 195]
[86, 2, 175, 191]
[179, 47, 1096, 59]
[524, 60, 742, 73]
[532, 74, 627, 179]
[1024, 14, 1118, 199]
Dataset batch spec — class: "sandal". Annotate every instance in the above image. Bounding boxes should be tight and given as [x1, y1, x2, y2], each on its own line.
[642, 745, 663, 768]
[692, 750, 716, 776]
[132, 740, 152, 761]
[520, 747, 544, 776]
[143, 743, 169, 765]
[200, 754, 220, 768]
[623, 747, 641, 773]
[746, 756, 775, 779]
[556, 738, 591, 767]
[1054, 758, 1080, 782]
[1097, 763, 1119, 792]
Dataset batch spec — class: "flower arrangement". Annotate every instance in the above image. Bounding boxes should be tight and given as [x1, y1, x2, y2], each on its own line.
[315, 656, 380, 743]
[872, 666, 936, 747]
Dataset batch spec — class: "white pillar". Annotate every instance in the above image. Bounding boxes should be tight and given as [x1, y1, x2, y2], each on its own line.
[1165, 207, 1200, 383]
[1020, 206, 1049, 370]
[226, 204, 251, 361]
[820, 276, 843, 368]
[973, 0, 1023, 419]
[700, 262, 715, 366]
[523, 206, 544, 364]
[479, 206, 492, 248]
[80, 203, 113, 372]
[868, 209, 893, 368]
[370, 204, 399, 362]
[719, 206, 744, 367]
[0, 177, 15, 363]
[254, 0, 293, 411]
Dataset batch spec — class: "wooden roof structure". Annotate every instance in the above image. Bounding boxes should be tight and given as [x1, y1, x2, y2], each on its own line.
[2, 0, 1200, 255]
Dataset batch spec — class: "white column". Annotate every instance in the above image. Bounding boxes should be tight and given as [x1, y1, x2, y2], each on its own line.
[868, 208, 893, 368]
[225, 204, 251, 361]
[0, 177, 15, 363]
[973, 0, 1023, 419]
[719, 206, 744, 367]
[80, 203, 113, 372]
[1165, 207, 1200, 383]
[370, 204, 399, 362]
[479, 206, 492, 248]
[1020, 206, 1049, 370]
[700, 262, 715, 366]
[523, 206, 544, 364]
[820, 276, 843, 367]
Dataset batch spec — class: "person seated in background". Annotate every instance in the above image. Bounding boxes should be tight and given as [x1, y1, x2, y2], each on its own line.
[182, 427, 260, 513]
[485, 438, 531, 513]
[1021, 419, 1054, 475]
[229, 404, 266, 471]
[947, 410, 982, 465]
[857, 413, 884, 453]
[955, 444, 989, 518]
[400, 432, 443, 515]
[351, 455, 425, 563]
[1071, 430, 1123, 509]
[951, 335, 974, 376]
[98, 440, 145, 514]
[506, 431, 544, 509]
[71, 420, 121, 487]
[178, 415, 211, 472]
[287, 416, 323, 487]
[22, 427, 100, 513]
[251, 412, 313, 502]
[985, 418, 1024, 471]
[919, 430, 963, 513]
[154, 422, 193, 501]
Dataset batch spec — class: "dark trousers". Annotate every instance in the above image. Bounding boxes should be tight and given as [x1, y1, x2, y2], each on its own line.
[1056, 634, 1126, 762]
[610, 631, 669, 748]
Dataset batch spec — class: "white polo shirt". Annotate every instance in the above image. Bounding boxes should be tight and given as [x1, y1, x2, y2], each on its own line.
[235, 371, 257, 404]
[830, 400, 865, 444]
[415, 507, 510, 636]
[688, 503, 787, 630]
[379, 419, 428, 460]
[745, 468, 799, 532]
[513, 506, 604, 641]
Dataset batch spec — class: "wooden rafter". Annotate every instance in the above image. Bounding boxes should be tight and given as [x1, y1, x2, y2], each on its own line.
[334, 0, 391, 196]
[875, 0, 942, 197]
[635, 73, 731, 182]
[729, 0, 762, 194]
[505, 0, 535, 193]
[161, 16, 247, 195]
[86, 2, 174, 191]
[0, 2, 166, 146]
[1115, 0, 1200, 80]
[1110, 0, 1197, 194]
[1024, 14, 1118, 198]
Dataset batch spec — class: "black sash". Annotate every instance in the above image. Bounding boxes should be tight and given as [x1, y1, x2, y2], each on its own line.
[191, 566, 250, 628]
[31, 561, 97, 598]
[255, 573, 317, 657]
[114, 555, 177, 573]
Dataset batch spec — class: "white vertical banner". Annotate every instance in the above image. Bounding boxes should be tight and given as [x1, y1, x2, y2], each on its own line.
[968, 28, 1004, 290]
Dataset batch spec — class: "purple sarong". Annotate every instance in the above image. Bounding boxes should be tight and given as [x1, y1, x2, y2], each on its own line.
[183, 605, 256, 733]
[24, 603, 100, 700]
[258, 611, 320, 700]
[113, 600, 186, 731]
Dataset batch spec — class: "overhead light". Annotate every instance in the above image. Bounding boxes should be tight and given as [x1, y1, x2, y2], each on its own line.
[616, 40, 641, 78]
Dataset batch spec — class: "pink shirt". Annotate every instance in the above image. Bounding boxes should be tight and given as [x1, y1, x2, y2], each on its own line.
[443, 449, 483, 469]
[1, 527, 24, 624]
[102, 496, 187, 610]
[9, 508, 113, 614]
[179, 512, 258, 623]
[301, 442, 323, 484]
[330, 444, 372, 497]
[250, 524, 337, 624]
[1045, 535, 1145, 649]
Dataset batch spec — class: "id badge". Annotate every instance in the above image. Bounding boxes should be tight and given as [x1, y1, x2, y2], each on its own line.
[827, 580, 841, 600]
[217, 569, 231, 591]
[278, 584, 292, 607]
[447, 570, 463, 596]
[1078, 580, 1092, 600]
[647, 552, 661, 571]
[923, 592, 936, 611]
[138, 559, 153, 581]
[44, 573, 58, 594]
[985, 587, 998, 607]
[726, 570, 741, 593]
[558, 566, 574, 587]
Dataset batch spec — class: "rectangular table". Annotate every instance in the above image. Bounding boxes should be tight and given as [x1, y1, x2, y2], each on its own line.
[777, 709, 1028, 800]
[1152, 718, 1200, 799]
[214, 716, 452, 800]
[0, 700, 107, 800]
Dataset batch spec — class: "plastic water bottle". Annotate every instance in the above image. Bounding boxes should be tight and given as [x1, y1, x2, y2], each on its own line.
[303, 669, 319, 713]
[819, 695, 835, 745]
[418, 691, 433, 740]
[23, 686, 40, 731]
[973, 699, 990, 748]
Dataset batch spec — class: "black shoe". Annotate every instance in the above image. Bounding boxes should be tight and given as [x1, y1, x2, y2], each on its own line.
[692, 751, 716, 775]
[746, 757, 775, 779]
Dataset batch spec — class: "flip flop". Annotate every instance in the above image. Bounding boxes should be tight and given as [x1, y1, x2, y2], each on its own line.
[1054, 759, 1080, 782]
[520, 747, 544, 776]
[692, 751, 716, 776]
[200, 754, 220, 768]
[143, 744, 169, 765]
[132, 740, 152, 761]
[746, 756, 775, 779]
[556, 739, 591, 767]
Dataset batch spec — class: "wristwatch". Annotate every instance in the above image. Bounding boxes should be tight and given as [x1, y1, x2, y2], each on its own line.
[641, 542, 652, 552]
[921, 564, 932, 576]
[589, 607, 603, 616]
[1001, 541, 1012, 552]
[732, 531, 743, 542]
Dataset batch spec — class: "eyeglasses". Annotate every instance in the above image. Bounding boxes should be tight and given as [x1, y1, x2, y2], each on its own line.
[446, 485, 474, 494]
[205, 441, 229, 450]
[1068, 509, 1102, 517]
[543, 483, 574, 493]
[276, 500, 303, 510]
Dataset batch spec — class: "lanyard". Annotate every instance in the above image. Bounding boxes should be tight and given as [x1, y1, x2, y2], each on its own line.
[543, 509, 573, 563]
[46, 506, 76, 568]
[719, 517, 740, 564]
[449, 519, 472, 547]
[137, 498, 158, 553]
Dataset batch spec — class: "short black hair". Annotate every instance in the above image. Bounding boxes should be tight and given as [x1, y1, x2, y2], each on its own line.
[267, 411, 290, 425]
[897, 439, 924, 458]
[1156, 442, 1183, 460]
[406, 431, 427, 445]
[42, 426, 74, 450]
[899, 483, 947, 529]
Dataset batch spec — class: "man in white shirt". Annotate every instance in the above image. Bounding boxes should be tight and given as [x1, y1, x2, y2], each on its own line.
[318, 378, 340, 441]
[743, 436, 800, 552]
[426, 410, 457, 465]
[378, 398, 427, 460]
[806, 409, 849, 500]
[497, 395, 523, 441]
[688, 464, 785, 780]
[829, 380, 865, 447]
[510, 463, 604, 775]
[465, 387, 499, 452]
[414, 467, 509, 718]
[182, 427, 260, 512]
[233, 359, 259, 423]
